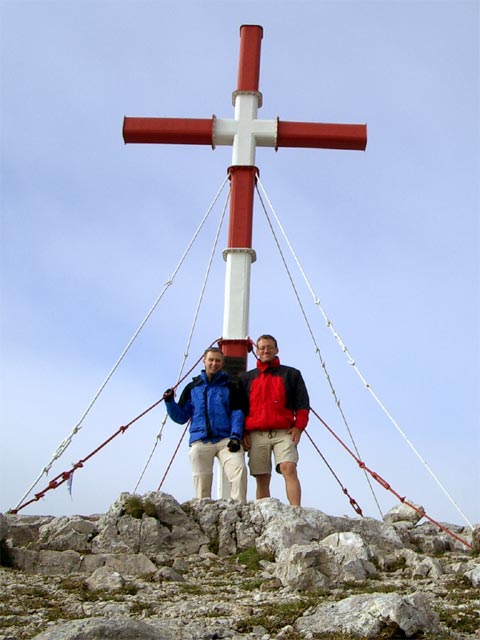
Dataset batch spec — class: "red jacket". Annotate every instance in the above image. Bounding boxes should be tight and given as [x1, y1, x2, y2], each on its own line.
[241, 357, 310, 432]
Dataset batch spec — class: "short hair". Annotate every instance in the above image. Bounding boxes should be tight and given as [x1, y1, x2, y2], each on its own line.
[203, 346, 225, 359]
[256, 334, 278, 349]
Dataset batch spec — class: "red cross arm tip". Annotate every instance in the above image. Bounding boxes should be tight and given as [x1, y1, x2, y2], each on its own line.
[237, 24, 263, 91]
[277, 121, 367, 151]
[123, 117, 214, 146]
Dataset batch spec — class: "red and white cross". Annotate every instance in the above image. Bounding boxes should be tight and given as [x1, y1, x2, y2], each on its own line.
[123, 25, 367, 374]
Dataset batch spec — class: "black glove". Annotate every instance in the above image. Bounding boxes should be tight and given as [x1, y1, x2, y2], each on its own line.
[163, 388, 174, 403]
[227, 438, 241, 453]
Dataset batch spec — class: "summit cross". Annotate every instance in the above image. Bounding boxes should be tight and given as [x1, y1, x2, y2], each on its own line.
[123, 24, 367, 375]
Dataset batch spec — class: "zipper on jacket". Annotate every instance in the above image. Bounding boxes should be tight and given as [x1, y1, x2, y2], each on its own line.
[203, 386, 213, 438]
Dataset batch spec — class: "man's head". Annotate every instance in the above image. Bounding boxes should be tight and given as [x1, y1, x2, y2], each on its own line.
[255, 334, 279, 363]
[203, 347, 225, 379]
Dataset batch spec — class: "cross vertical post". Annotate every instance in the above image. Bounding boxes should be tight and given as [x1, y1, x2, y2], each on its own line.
[218, 25, 264, 378]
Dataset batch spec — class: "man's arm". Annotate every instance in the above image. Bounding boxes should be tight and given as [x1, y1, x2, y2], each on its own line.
[164, 385, 194, 425]
[228, 382, 246, 441]
[289, 368, 310, 430]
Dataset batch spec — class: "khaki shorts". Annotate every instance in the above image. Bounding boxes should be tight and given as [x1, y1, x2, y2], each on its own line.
[247, 429, 299, 476]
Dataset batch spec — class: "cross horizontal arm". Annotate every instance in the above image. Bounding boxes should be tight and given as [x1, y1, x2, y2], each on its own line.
[123, 116, 367, 153]
[277, 121, 367, 151]
[123, 117, 214, 146]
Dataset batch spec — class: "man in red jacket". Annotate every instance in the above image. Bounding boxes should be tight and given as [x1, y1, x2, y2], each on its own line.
[241, 335, 310, 506]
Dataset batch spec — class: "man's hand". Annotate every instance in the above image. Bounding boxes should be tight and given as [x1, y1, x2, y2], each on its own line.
[288, 426, 302, 445]
[227, 439, 241, 453]
[163, 388, 174, 403]
[242, 432, 251, 451]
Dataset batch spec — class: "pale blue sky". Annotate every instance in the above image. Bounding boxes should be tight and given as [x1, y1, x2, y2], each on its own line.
[1, 0, 479, 528]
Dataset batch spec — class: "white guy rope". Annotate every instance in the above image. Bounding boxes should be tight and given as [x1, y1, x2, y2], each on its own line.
[256, 185, 384, 518]
[15, 174, 230, 511]
[256, 176, 474, 530]
[133, 188, 230, 492]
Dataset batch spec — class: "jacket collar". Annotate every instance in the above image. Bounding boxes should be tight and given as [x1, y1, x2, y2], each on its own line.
[257, 356, 280, 372]
[200, 370, 228, 385]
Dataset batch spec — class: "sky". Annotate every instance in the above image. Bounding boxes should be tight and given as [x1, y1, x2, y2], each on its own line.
[1, 0, 479, 530]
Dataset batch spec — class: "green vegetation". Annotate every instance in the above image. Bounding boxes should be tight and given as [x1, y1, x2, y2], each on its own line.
[233, 546, 275, 571]
[435, 576, 480, 635]
[179, 583, 204, 595]
[382, 556, 407, 573]
[240, 576, 264, 591]
[123, 495, 158, 519]
[0, 578, 78, 637]
[338, 582, 404, 595]
[236, 598, 315, 634]
[438, 607, 479, 635]
[123, 495, 145, 519]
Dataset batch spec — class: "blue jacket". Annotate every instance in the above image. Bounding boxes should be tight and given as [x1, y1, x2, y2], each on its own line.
[165, 370, 245, 446]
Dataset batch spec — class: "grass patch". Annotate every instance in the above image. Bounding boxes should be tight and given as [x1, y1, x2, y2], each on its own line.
[233, 547, 274, 571]
[123, 495, 158, 520]
[340, 582, 403, 595]
[129, 600, 157, 616]
[436, 577, 480, 635]
[236, 598, 315, 634]
[57, 577, 139, 601]
[179, 583, 204, 595]
[383, 556, 407, 573]
[240, 577, 264, 591]
[438, 607, 479, 635]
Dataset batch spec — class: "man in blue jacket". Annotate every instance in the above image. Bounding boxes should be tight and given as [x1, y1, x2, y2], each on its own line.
[163, 347, 247, 502]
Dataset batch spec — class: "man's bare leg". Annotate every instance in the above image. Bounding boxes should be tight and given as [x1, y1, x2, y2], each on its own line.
[255, 473, 271, 499]
[279, 461, 301, 506]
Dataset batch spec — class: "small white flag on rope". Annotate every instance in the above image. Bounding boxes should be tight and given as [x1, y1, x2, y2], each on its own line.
[67, 469, 74, 498]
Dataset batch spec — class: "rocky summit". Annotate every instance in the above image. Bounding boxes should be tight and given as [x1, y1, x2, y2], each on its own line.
[0, 492, 479, 639]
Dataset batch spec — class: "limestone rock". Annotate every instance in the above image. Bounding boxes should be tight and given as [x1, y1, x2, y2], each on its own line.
[408, 520, 472, 553]
[0, 513, 8, 541]
[85, 566, 125, 591]
[253, 498, 335, 556]
[32, 616, 165, 639]
[104, 552, 156, 577]
[411, 555, 444, 579]
[182, 497, 258, 556]
[91, 491, 208, 557]
[296, 591, 441, 637]
[320, 531, 377, 580]
[11, 548, 83, 575]
[383, 499, 425, 525]
[472, 523, 480, 553]
[4, 514, 53, 547]
[274, 542, 332, 590]
[38, 516, 97, 552]
[156, 565, 185, 582]
[465, 564, 480, 587]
